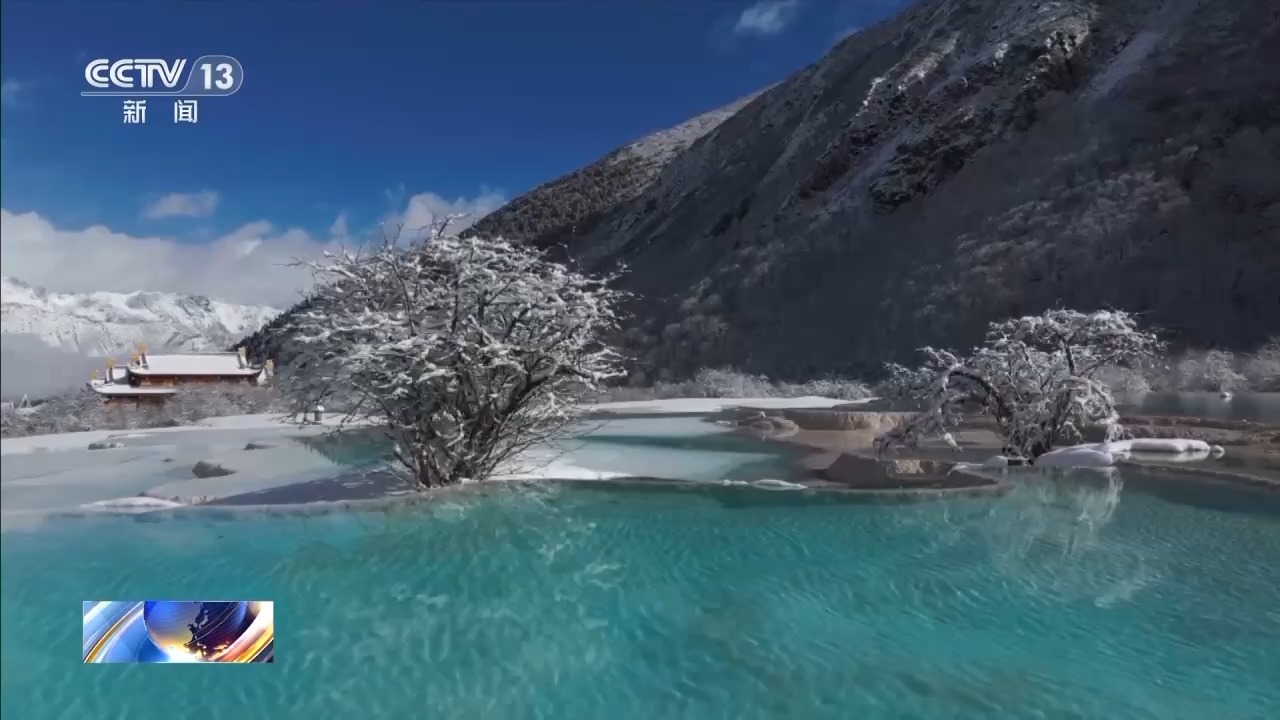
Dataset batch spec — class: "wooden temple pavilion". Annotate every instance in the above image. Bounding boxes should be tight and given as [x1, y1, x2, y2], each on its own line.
[87, 344, 273, 405]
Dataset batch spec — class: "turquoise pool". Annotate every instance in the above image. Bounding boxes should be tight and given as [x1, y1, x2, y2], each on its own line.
[3, 473, 1279, 719]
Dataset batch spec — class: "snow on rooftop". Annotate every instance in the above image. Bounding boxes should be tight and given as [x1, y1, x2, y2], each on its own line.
[128, 352, 260, 376]
[88, 383, 177, 396]
[88, 376, 176, 396]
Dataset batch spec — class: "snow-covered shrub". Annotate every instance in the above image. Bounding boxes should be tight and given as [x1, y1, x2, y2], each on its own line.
[0, 389, 106, 437]
[279, 220, 625, 489]
[875, 309, 1162, 462]
[782, 377, 874, 400]
[1174, 349, 1246, 392]
[873, 363, 939, 409]
[1093, 364, 1152, 402]
[1243, 337, 1280, 392]
[686, 368, 872, 400]
[589, 369, 872, 403]
[690, 367, 776, 398]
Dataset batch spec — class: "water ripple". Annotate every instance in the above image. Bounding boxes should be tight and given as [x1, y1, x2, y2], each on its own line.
[2, 474, 1279, 719]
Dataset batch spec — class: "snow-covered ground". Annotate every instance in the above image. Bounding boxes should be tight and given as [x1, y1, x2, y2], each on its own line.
[0, 412, 342, 456]
[0, 397, 840, 523]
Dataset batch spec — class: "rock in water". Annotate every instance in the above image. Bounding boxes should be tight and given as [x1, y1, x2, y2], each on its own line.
[87, 441, 124, 450]
[820, 453, 968, 488]
[191, 461, 236, 478]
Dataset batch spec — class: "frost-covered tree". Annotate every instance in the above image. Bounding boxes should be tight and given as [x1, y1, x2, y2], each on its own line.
[1092, 364, 1152, 403]
[875, 310, 1162, 462]
[280, 220, 626, 488]
[1243, 337, 1280, 392]
[0, 389, 106, 438]
[1174, 349, 1247, 392]
[162, 383, 286, 425]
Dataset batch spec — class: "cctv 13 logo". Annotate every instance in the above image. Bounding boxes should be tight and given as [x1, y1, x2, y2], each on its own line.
[82, 56, 244, 96]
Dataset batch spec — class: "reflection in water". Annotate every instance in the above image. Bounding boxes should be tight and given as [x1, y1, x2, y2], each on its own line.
[982, 470, 1124, 560]
[296, 429, 394, 468]
[911, 469, 1148, 606]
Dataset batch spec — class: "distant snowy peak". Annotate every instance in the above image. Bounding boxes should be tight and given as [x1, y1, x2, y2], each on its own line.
[0, 276, 280, 356]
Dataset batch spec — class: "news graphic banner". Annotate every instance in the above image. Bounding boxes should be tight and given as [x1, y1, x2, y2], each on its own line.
[81, 56, 244, 125]
[82, 600, 275, 664]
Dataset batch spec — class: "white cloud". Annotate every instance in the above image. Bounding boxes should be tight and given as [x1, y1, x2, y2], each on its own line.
[142, 190, 220, 219]
[0, 189, 508, 308]
[0, 210, 334, 308]
[733, 0, 802, 36]
[1, 333, 103, 398]
[0, 79, 22, 107]
[328, 211, 350, 239]
[384, 188, 506, 241]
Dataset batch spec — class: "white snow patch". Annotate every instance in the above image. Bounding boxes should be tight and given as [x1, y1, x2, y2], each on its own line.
[1035, 438, 1216, 468]
[1125, 451, 1213, 464]
[1111, 438, 1212, 454]
[1035, 447, 1119, 468]
[950, 455, 1011, 474]
[491, 459, 635, 483]
[1, 412, 349, 456]
[81, 497, 187, 511]
[751, 478, 807, 490]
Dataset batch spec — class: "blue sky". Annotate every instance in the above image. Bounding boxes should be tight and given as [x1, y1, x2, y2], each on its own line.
[0, 0, 910, 306]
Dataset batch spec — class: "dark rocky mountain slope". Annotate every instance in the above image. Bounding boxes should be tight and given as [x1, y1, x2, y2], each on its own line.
[463, 92, 762, 247]
[244, 0, 1280, 382]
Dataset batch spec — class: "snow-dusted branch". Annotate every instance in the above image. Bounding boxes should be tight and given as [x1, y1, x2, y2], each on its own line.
[876, 310, 1162, 462]
[279, 218, 627, 488]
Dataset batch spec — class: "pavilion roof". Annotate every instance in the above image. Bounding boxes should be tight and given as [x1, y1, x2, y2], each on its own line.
[127, 352, 261, 377]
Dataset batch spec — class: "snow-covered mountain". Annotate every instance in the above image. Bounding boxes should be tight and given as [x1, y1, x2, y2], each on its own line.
[1, 277, 280, 356]
[462, 0, 1279, 379]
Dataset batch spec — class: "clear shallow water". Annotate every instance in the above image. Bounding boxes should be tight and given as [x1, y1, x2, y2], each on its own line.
[303, 417, 811, 483]
[556, 416, 810, 482]
[4, 472, 1279, 719]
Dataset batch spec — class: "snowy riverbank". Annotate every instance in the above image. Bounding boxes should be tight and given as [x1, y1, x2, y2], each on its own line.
[1, 397, 862, 524]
